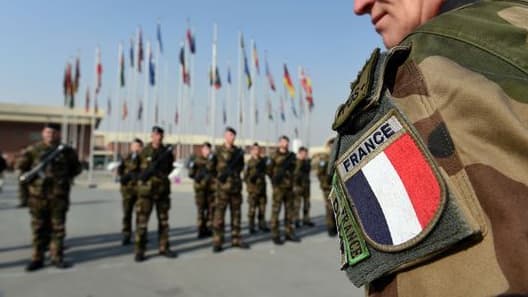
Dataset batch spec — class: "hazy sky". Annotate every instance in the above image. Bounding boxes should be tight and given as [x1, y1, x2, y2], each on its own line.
[0, 0, 382, 146]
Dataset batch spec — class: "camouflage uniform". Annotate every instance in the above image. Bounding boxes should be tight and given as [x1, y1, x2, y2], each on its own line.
[267, 149, 296, 238]
[331, 1, 528, 295]
[16, 142, 81, 264]
[317, 153, 337, 233]
[293, 158, 312, 225]
[243, 156, 268, 231]
[18, 178, 29, 207]
[213, 145, 244, 247]
[135, 143, 174, 256]
[117, 153, 141, 241]
[188, 153, 217, 236]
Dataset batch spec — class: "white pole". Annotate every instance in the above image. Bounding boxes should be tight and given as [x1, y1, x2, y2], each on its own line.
[87, 46, 99, 188]
[143, 41, 151, 135]
[210, 23, 218, 144]
[114, 43, 123, 162]
[237, 32, 244, 142]
[177, 42, 185, 160]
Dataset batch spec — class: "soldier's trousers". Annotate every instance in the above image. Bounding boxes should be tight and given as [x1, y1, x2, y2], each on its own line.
[293, 186, 311, 223]
[247, 190, 267, 228]
[135, 196, 171, 255]
[213, 191, 242, 246]
[19, 180, 29, 206]
[122, 195, 137, 238]
[322, 189, 336, 231]
[195, 188, 215, 232]
[270, 188, 295, 237]
[28, 197, 68, 262]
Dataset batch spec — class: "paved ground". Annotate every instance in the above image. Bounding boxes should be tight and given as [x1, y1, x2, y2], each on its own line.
[0, 172, 363, 297]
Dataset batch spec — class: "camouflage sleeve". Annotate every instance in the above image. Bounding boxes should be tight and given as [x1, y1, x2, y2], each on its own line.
[207, 155, 218, 177]
[68, 147, 82, 177]
[293, 159, 302, 177]
[16, 147, 33, 172]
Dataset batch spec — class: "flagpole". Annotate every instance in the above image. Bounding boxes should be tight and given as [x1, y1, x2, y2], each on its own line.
[87, 46, 99, 188]
[227, 61, 231, 127]
[143, 41, 151, 135]
[114, 43, 122, 162]
[210, 23, 218, 144]
[237, 32, 244, 144]
[250, 39, 255, 143]
[177, 41, 185, 160]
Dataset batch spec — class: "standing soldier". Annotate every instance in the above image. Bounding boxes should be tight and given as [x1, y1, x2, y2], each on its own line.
[188, 142, 217, 239]
[243, 142, 270, 234]
[117, 138, 143, 245]
[293, 147, 314, 228]
[135, 126, 177, 262]
[213, 127, 249, 252]
[317, 138, 337, 237]
[267, 135, 300, 245]
[16, 123, 82, 271]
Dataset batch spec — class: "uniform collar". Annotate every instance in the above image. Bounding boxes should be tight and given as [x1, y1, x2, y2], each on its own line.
[439, 0, 479, 14]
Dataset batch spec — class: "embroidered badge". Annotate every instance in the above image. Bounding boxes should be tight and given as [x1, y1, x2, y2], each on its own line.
[336, 109, 446, 252]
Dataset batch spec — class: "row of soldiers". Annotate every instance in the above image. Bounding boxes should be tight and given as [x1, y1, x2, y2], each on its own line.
[15, 122, 336, 272]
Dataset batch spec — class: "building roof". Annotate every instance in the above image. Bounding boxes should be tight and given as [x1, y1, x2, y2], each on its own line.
[0, 102, 104, 125]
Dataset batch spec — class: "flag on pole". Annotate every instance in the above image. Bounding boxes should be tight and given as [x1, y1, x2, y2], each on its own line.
[148, 43, 155, 86]
[129, 37, 135, 68]
[227, 67, 232, 85]
[95, 47, 103, 95]
[63, 63, 73, 107]
[214, 66, 221, 89]
[84, 86, 90, 112]
[265, 55, 276, 91]
[174, 110, 179, 125]
[122, 100, 128, 120]
[253, 43, 260, 75]
[107, 96, 111, 115]
[291, 101, 298, 118]
[137, 28, 144, 73]
[73, 56, 81, 95]
[120, 46, 125, 87]
[137, 101, 143, 120]
[157, 22, 163, 54]
[283, 64, 295, 98]
[300, 69, 314, 110]
[241, 35, 252, 89]
[186, 27, 196, 54]
[267, 97, 273, 120]
[222, 102, 227, 124]
[280, 96, 286, 122]
[94, 96, 99, 114]
[180, 45, 190, 85]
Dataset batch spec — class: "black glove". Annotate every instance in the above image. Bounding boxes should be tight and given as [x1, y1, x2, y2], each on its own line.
[120, 174, 132, 185]
[218, 173, 228, 184]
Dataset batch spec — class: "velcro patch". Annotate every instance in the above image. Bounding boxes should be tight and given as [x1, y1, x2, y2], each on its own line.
[336, 110, 446, 252]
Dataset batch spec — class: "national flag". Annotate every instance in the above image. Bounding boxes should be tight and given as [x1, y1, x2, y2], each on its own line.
[300, 69, 314, 110]
[253, 43, 260, 75]
[241, 35, 252, 89]
[119, 45, 125, 87]
[339, 118, 442, 247]
[157, 22, 163, 53]
[73, 56, 81, 95]
[265, 56, 276, 92]
[227, 67, 232, 85]
[122, 100, 128, 120]
[222, 102, 227, 124]
[148, 43, 155, 86]
[291, 103, 298, 118]
[107, 97, 111, 115]
[95, 47, 103, 95]
[129, 37, 135, 68]
[137, 100, 143, 120]
[283, 64, 295, 98]
[84, 87, 90, 112]
[280, 96, 286, 122]
[63, 63, 73, 107]
[180, 45, 190, 85]
[186, 28, 196, 54]
[214, 66, 221, 90]
[137, 27, 144, 73]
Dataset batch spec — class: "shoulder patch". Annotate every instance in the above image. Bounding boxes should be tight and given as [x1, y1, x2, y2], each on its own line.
[335, 109, 446, 252]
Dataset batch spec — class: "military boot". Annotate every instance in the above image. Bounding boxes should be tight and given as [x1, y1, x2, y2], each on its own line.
[159, 249, 178, 258]
[285, 233, 301, 242]
[52, 259, 72, 269]
[272, 236, 284, 245]
[25, 260, 44, 272]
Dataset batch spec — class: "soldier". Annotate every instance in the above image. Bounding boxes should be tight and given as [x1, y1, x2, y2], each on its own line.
[117, 138, 143, 245]
[16, 123, 82, 271]
[293, 146, 314, 228]
[135, 126, 177, 262]
[266, 135, 300, 245]
[328, 0, 528, 295]
[243, 142, 270, 234]
[212, 127, 249, 252]
[317, 139, 337, 237]
[188, 142, 217, 238]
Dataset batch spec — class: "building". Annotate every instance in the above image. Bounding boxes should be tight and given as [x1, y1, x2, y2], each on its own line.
[0, 102, 104, 167]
